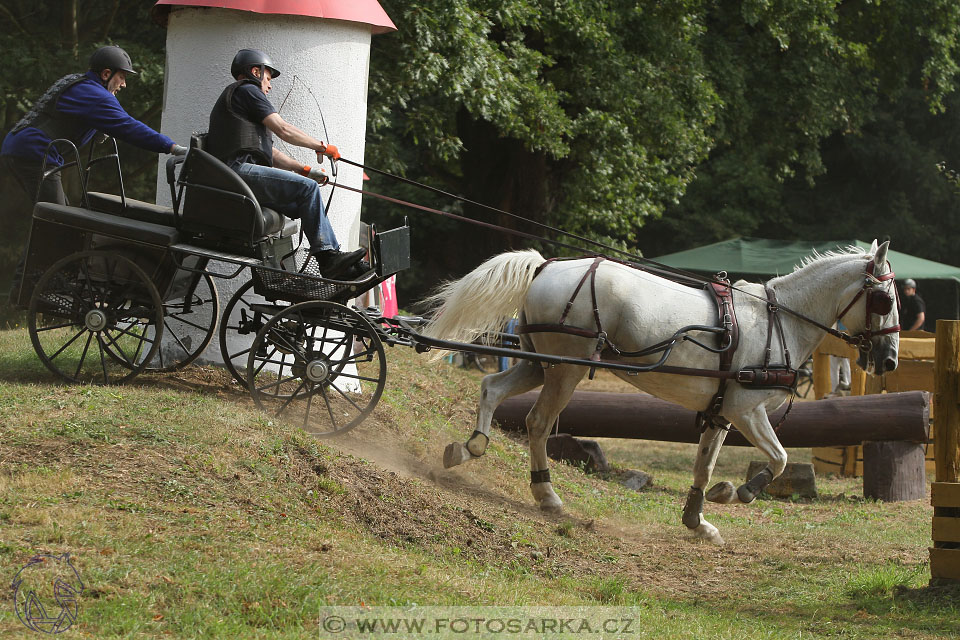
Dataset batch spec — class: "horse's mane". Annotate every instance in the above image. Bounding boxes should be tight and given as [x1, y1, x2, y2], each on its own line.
[765, 245, 868, 287]
[793, 245, 866, 272]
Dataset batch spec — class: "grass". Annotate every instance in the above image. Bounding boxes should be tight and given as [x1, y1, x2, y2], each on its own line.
[0, 327, 958, 638]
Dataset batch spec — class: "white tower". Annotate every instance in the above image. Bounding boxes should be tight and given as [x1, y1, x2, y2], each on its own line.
[150, 0, 395, 365]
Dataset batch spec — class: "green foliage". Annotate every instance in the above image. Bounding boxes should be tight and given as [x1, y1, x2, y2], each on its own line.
[0, 1, 167, 200]
[366, 1, 960, 303]
[367, 1, 719, 295]
[641, 1, 960, 259]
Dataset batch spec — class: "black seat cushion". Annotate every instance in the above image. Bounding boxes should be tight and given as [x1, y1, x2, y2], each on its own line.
[87, 192, 177, 227]
[34, 203, 180, 246]
[262, 207, 284, 236]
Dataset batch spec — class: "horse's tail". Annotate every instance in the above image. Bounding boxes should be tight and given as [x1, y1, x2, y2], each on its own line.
[421, 249, 545, 355]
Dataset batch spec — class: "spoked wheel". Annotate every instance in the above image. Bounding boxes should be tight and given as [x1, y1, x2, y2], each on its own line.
[28, 250, 164, 385]
[218, 280, 285, 389]
[150, 273, 219, 372]
[246, 301, 387, 436]
[107, 272, 219, 372]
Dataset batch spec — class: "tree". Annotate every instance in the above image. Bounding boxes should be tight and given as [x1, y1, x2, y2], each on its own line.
[364, 1, 960, 301]
[366, 0, 719, 296]
[638, 0, 960, 257]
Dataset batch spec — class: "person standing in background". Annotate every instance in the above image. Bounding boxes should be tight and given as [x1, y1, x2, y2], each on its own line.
[900, 278, 926, 331]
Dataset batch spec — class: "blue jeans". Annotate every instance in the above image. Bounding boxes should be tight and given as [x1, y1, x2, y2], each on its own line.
[234, 163, 339, 252]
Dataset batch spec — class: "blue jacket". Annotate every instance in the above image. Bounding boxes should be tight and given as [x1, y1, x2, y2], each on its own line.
[1, 71, 173, 165]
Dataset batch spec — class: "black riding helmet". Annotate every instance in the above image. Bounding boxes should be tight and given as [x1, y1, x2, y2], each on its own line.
[89, 45, 137, 76]
[231, 49, 281, 81]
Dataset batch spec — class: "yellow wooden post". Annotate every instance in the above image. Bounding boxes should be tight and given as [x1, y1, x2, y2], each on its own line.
[812, 350, 832, 399]
[931, 320, 960, 583]
[935, 320, 960, 483]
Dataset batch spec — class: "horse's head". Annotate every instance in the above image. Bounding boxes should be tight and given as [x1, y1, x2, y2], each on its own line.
[838, 240, 900, 375]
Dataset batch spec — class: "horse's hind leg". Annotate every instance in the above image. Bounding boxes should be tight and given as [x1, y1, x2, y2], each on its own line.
[443, 359, 544, 468]
[705, 404, 787, 505]
[683, 426, 728, 545]
[526, 365, 585, 512]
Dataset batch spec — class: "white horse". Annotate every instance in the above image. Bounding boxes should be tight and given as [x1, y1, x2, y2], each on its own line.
[423, 240, 900, 544]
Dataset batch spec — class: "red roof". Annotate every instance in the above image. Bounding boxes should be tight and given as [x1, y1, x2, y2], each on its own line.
[153, 0, 396, 34]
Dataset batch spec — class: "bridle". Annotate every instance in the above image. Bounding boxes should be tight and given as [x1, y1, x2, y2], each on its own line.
[836, 260, 901, 350]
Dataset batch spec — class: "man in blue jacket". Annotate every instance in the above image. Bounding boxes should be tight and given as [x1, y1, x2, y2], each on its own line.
[1, 45, 185, 302]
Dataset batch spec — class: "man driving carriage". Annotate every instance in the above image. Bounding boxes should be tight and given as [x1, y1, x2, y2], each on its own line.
[206, 49, 368, 280]
[2, 45, 188, 303]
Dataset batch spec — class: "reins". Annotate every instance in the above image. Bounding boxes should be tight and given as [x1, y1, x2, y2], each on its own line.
[336, 156, 899, 350]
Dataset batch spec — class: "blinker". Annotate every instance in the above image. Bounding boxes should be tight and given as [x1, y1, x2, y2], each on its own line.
[869, 290, 893, 315]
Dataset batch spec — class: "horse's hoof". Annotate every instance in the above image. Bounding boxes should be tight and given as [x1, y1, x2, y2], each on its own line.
[706, 481, 738, 504]
[691, 522, 725, 545]
[443, 442, 471, 468]
[539, 501, 564, 514]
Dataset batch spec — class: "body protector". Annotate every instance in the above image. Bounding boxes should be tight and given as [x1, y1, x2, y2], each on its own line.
[10, 74, 89, 143]
[206, 80, 273, 167]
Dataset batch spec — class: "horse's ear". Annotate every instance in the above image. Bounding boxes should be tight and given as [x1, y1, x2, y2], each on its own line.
[874, 240, 890, 270]
[869, 239, 879, 253]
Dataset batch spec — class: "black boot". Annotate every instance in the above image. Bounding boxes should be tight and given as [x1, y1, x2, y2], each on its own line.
[337, 260, 374, 281]
[313, 248, 367, 278]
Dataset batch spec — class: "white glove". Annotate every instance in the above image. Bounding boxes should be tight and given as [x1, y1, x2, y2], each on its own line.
[170, 144, 188, 156]
[303, 166, 329, 186]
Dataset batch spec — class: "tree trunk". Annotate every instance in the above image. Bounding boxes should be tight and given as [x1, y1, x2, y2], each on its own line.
[62, 0, 79, 60]
[862, 441, 926, 502]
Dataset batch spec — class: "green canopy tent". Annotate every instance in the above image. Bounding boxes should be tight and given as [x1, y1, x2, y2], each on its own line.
[653, 237, 960, 321]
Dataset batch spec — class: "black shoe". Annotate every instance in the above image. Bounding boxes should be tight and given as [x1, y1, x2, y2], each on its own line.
[313, 248, 367, 278]
[337, 260, 374, 281]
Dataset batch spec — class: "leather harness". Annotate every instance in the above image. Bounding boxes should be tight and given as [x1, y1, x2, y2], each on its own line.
[516, 258, 807, 432]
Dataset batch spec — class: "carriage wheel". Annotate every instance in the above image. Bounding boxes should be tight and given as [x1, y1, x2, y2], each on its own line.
[149, 273, 219, 372]
[28, 250, 164, 385]
[218, 280, 286, 389]
[246, 301, 387, 437]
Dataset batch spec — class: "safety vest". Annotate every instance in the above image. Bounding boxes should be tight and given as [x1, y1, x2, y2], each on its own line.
[11, 73, 89, 143]
[206, 80, 273, 167]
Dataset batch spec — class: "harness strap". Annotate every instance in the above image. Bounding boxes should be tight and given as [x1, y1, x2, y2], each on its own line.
[698, 280, 739, 431]
[764, 288, 792, 371]
[559, 257, 603, 325]
[519, 257, 608, 362]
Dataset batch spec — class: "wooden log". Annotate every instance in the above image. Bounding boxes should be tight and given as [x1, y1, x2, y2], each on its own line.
[493, 390, 930, 448]
[862, 441, 926, 502]
[884, 359, 936, 393]
[934, 320, 960, 484]
[899, 337, 936, 360]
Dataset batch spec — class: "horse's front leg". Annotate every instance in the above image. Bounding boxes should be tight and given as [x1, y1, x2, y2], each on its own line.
[705, 403, 787, 505]
[683, 425, 728, 545]
[526, 365, 585, 512]
[443, 359, 544, 468]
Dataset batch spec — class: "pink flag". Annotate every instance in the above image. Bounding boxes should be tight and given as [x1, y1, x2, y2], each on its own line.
[379, 275, 398, 318]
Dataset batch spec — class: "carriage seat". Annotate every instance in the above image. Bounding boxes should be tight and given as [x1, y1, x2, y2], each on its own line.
[86, 192, 177, 228]
[176, 147, 297, 257]
[33, 202, 180, 247]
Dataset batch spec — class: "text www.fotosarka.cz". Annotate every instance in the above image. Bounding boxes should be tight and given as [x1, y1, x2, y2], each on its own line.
[318, 606, 649, 638]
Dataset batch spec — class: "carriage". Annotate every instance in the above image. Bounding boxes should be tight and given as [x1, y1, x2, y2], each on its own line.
[14, 136, 902, 543]
[15, 136, 410, 435]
